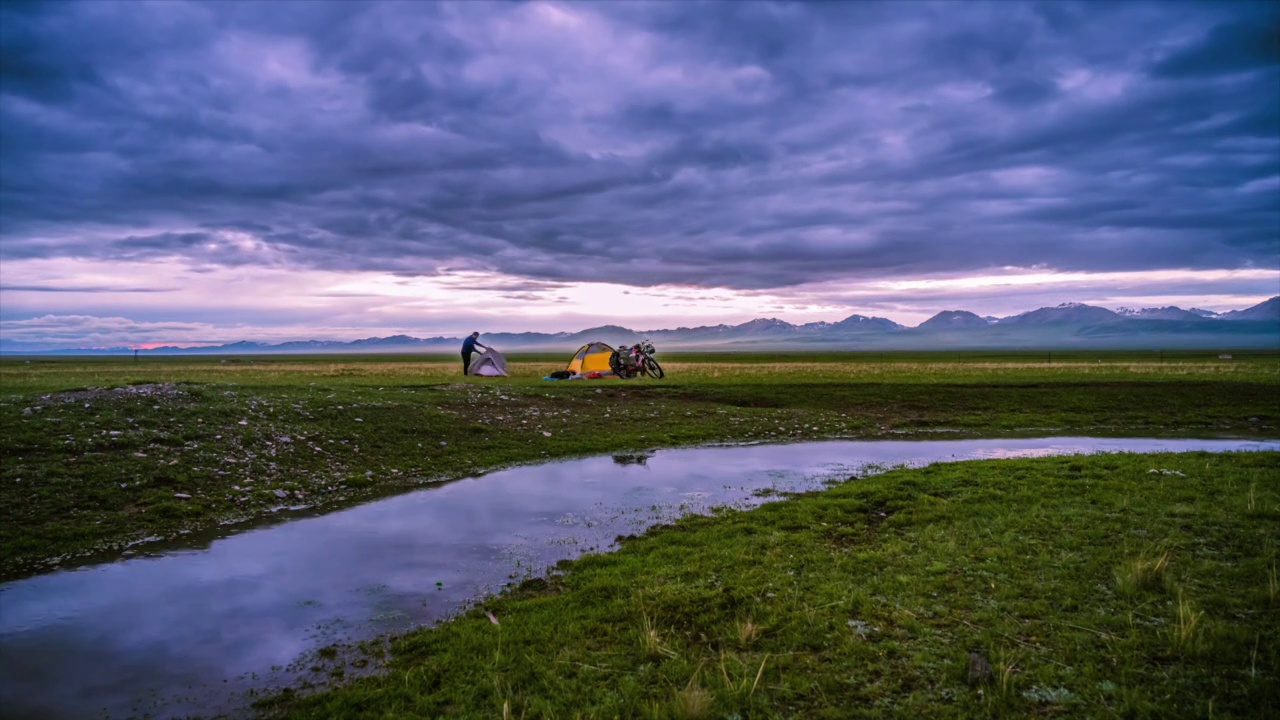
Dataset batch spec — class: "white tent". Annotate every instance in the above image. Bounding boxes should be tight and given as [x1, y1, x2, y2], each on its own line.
[468, 347, 509, 377]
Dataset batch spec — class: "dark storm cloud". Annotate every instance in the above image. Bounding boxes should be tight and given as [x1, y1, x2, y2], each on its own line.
[1151, 16, 1280, 78]
[1, 0, 1277, 289]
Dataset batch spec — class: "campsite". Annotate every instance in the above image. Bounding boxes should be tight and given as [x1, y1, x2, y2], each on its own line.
[1, 352, 1278, 718]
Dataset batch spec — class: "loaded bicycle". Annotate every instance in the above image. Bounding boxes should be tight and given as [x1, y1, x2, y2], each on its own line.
[610, 339, 664, 379]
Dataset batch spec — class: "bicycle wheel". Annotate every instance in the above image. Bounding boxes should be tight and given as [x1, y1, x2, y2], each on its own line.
[643, 357, 664, 379]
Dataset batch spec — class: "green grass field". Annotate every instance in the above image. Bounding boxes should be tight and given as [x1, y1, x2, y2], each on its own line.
[2, 352, 1277, 577]
[2, 352, 1279, 717]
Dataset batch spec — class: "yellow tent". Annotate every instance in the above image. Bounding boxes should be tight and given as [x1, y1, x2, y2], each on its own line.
[566, 342, 615, 374]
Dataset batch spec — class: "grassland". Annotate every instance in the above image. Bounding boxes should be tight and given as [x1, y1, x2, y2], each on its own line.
[5, 349, 1279, 392]
[264, 451, 1280, 719]
[2, 352, 1278, 718]
[1, 352, 1277, 578]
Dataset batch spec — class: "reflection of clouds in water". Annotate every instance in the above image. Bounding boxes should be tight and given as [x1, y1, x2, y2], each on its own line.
[816, 463, 860, 475]
[976, 447, 1084, 460]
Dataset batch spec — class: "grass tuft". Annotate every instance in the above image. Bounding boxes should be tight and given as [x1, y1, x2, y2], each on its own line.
[994, 647, 1021, 700]
[1169, 590, 1205, 655]
[735, 618, 763, 647]
[640, 611, 677, 660]
[672, 679, 713, 720]
[715, 651, 770, 699]
[1115, 549, 1172, 597]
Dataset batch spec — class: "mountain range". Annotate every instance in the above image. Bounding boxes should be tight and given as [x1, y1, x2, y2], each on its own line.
[4, 297, 1277, 355]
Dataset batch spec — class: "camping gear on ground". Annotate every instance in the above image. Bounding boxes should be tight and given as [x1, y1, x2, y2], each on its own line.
[547, 370, 573, 380]
[565, 342, 616, 375]
[467, 347, 509, 377]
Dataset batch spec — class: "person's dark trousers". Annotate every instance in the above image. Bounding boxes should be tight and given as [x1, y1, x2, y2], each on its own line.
[461, 350, 472, 375]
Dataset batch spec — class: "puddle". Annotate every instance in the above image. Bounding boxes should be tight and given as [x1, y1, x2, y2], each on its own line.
[1, 437, 1276, 719]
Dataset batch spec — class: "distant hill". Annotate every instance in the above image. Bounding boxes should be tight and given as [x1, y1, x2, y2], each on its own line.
[1221, 296, 1280, 322]
[831, 314, 903, 332]
[1075, 319, 1269, 338]
[798, 321, 834, 332]
[1116, 306, 1208, 321]
[918, 310, 988, 330]
[732, 318, 797, 335]
[4, 296, 1277, 354]
[998, 303, 1120, 326]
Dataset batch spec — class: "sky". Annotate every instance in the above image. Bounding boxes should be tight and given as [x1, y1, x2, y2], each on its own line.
[1, 0, 1278, 349]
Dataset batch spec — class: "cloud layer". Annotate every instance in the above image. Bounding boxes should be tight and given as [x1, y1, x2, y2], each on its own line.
[2, 0, 1280, 348]
[1, 1, 1277, 347]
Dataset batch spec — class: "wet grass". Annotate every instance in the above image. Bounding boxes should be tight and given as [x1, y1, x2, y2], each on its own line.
[261, 451, 1280, 719]
[1, 353, 1277, 577]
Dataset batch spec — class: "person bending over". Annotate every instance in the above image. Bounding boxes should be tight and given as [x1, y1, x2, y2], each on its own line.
[461, 332, 488, 375]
